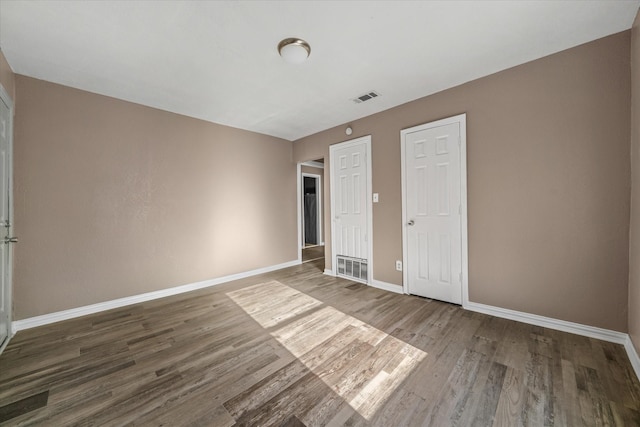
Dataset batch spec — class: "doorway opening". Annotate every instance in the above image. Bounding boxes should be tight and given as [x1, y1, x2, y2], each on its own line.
[298, 159, 325, 264]
[303, 174, 321, 247]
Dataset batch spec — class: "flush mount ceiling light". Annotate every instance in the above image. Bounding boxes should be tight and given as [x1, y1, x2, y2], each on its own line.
[277, 38, 311, 64]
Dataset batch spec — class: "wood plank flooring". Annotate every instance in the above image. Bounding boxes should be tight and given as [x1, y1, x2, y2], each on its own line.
[302, 246, 324, 263]
[1, 258, 639, 426]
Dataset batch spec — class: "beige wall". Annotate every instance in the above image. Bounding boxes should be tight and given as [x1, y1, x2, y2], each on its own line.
[301, 164, 323, 177]
[630, 11, 640, 354]
[14, 76, 296, 319]
[294, 31, 632, 332]
[0, 50, 15, 102]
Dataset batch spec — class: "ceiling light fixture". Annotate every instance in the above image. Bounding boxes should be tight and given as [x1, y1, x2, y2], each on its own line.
[277, 38, 311, 64]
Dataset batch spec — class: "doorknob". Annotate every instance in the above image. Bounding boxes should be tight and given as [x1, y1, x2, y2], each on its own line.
[4, 236, 17, 244]
[407, 220, 415, 226]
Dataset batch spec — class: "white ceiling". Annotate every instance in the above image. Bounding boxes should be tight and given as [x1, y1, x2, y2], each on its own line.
[1, 1, 639, 141]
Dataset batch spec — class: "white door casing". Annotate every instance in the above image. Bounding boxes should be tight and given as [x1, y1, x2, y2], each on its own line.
[0, 84, 14, 352]
[330, 136, 372, 281]
[401, 114, 468, 305]
[296, 161, 325, 263]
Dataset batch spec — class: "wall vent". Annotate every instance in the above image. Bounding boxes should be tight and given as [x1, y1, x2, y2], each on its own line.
[336, 255, 368, 283]
[352, 91, 380, 104]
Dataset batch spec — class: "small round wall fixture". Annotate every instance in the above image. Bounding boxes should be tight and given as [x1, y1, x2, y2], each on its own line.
[278, 38, 311, 64]
[345, 126, 353, 136]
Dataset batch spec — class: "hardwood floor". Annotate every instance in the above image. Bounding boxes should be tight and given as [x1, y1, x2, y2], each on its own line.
[302, 246, 324, 263]
[1, 259, 639, 426]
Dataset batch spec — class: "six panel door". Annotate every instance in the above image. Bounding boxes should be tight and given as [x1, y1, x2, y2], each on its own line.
[332, 142, 368, 261]
[404, 122, 462, 304]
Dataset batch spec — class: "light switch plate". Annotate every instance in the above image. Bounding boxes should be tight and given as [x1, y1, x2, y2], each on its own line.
[373, 193, 379, 203]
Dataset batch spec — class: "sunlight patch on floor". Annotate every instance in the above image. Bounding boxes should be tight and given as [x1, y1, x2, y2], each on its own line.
[227, 280, 427, 420]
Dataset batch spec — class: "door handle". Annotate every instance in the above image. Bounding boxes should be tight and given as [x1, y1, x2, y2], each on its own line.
[407, 220, 415, 226]
[4, 236, 17, 244]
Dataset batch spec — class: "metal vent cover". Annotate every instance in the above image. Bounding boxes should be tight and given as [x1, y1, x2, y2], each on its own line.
[336, 255, 368, 283]
[352, 91, 380, 104]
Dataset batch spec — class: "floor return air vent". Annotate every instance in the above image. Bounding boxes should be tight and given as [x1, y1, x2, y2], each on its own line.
[336, 256, 368, 283]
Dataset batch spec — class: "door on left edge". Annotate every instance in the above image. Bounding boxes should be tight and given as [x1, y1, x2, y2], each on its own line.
[0, 88, 14, 350]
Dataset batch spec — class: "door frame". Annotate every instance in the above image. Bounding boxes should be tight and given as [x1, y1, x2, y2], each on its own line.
[329, 135, 373, 283]
[400, 114, 468, 305]
[297, 161, 325, 263]
[0, 82, 14, 354]
[301, 172, 322, 247]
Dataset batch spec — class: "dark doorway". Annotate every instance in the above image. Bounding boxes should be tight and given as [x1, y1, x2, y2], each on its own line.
[303, 175, 319, 246]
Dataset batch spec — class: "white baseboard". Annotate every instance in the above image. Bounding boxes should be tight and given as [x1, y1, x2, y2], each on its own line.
[624, 335, 640, 381]
[10, 261, 640, 384]
[370, 279, 404, 294]
[464, 301, 640, 382]
[12, 259, 301, 333]
[323, 271, 403, 297]
[464, 301, 627, 344]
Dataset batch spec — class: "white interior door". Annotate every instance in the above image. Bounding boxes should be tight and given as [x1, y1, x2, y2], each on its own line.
[0, 87, 13, 350]
[330, 136, 372, 280]
[402, 116, 466, 304]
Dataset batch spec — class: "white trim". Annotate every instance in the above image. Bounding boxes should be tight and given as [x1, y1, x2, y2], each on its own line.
[459, 115, 469, 306]
[12, 259, 300, 332]
[464, 301, 627, 344]
[465, 300, 640, 383]
[301, 160, 324, 169]
[366, 139, 374, 285]
[301, 172, 323, 247]
[400, 128, 408, 294]
[324, 269, 334, 276]
[400, 113, 468, 304]
[624, 336, 640, 381]
[329, 135, 373, 285]
[296, 162, 302, 263]
[298, 161, 325, 261]
[0, 82, 14, 354]
[370, 279, 404, 294]
[303, 244, 324, 248]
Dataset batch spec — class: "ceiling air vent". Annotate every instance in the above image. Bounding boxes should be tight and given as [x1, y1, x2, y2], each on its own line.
[352, 91, 380, 104]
